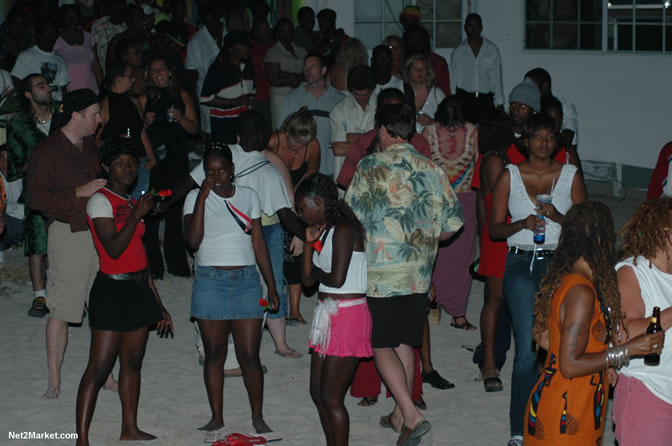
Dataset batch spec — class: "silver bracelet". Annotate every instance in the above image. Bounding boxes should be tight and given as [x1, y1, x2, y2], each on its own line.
[606, 344, 631, 369]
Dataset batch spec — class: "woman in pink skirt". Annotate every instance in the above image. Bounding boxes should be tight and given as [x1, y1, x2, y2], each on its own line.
[295, 173, 371, 446]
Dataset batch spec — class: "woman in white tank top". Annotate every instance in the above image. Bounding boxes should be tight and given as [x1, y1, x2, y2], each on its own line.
[294, 173, 371, 446]
[614, 198, 672, 446]
[489, 114, 586, 445]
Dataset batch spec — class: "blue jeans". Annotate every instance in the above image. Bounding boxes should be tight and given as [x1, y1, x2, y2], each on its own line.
[130, 157, 150, 200]
[502, 249, 551, 437]
[263, 223, 288, 318]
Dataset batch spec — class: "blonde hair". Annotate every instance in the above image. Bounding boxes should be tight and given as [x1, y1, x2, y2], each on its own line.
[402, 54, 435, 89]
[281, 107, 316, 143]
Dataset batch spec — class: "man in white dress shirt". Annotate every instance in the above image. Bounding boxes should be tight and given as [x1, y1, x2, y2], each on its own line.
[329, 65, 377, 181]
[450, 13, 503, 124]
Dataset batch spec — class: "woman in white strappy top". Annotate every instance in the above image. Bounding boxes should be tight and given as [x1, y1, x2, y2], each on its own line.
[489, 113, 586, 446]
[295, 173, 370, 446]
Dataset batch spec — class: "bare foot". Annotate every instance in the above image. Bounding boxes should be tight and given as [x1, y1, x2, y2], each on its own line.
[252, 418, 272, 434]
[198, 419, 224, 432]
[120, 428, 156, 441]
[42, 386, 60, 399]
[103, 374, 118, 392]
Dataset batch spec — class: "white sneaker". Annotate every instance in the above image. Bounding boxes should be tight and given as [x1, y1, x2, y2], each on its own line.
[507, 437, 524, 446]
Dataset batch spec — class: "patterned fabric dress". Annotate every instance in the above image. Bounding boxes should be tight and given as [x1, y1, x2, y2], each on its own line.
[423, 122, 478, 315]
[524, 274, 610, 445]
[6, 105, 60, 256]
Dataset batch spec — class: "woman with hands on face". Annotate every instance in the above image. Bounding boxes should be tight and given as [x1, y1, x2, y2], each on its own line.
[183, 143, 278, 435]
[76, 139, 173, 446]
[295, 173, 370, 446]
[489, 113, 586, 446]
[524, 201, 664, 445]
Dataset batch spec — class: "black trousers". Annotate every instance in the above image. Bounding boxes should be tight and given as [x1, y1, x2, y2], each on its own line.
[144, 130, 191, 277]
[456, 88, 497, 125]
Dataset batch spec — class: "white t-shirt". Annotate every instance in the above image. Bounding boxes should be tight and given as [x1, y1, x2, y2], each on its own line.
[416, 87, 446, 134]
[185, 25, 223, 133]
[373, 75, 404, 96]
[330, 93, 377, 179]
[189, 144, 292, 219]
[11, 46, 70, 101]
[183, 185, 261, 266]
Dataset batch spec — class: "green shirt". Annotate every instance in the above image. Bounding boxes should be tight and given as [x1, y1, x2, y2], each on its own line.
[345, 142, 464, 297]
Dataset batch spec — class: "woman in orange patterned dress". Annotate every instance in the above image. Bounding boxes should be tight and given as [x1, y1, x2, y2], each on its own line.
[524, 201, 664, 445]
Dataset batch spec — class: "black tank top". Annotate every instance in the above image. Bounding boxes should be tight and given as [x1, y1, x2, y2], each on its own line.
[101, 92, 145, 155]
[276, 134, 308, 187]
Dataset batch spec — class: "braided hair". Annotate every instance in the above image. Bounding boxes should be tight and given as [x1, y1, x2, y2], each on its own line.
[533, 201, 624, 341]
[295, 173, 364, 239]
[620, 197, 672, 267]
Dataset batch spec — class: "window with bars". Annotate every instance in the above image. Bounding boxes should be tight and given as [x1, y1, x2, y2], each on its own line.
[354, 0, 463, 49]
[526, 0, 672, 51]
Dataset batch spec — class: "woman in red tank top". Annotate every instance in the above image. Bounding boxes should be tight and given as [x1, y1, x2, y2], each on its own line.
[76, 139, 173, 446]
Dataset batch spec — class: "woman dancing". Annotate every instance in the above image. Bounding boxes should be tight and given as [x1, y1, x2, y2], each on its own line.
[76, 140, 173, 446]
[184, 143, 279, 434]
[524, 201, 663, 445]
[296, 173, 370, 446]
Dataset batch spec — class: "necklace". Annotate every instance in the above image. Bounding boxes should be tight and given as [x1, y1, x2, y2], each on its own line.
[34, 110, 53, 125]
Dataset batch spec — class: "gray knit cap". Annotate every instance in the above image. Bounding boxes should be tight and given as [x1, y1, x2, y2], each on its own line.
[509, 79, 541, 112]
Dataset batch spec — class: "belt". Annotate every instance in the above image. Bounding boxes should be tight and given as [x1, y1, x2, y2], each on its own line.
[456, 88, 494, 99]
[508, 246, 555, 258]
[101, 269, 148, 283]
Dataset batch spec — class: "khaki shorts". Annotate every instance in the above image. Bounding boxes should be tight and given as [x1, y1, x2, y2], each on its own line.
[47, 221, 98, 323]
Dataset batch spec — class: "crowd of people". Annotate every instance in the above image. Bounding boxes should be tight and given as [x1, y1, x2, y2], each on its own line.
[0, 1, 670, 445]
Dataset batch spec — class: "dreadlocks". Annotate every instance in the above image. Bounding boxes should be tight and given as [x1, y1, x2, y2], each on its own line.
[620, 197, 672, 267]
[533, 201, 624, 339]
[295, 173, 364, 239]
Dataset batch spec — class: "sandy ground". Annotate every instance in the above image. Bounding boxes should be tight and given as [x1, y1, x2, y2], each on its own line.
[0, 181, 642, 446]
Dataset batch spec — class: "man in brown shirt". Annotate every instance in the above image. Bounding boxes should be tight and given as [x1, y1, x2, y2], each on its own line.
[27, 89, 106, 399]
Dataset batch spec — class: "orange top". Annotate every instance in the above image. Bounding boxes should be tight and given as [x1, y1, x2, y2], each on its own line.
[524, 274, 610, 445]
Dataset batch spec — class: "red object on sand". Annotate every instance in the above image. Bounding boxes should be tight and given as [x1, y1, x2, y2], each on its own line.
[213, 433, 267, 445]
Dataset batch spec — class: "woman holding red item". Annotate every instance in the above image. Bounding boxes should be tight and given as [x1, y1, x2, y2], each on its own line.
[296, 173, 371, 446]
[76, 139, 173, 446]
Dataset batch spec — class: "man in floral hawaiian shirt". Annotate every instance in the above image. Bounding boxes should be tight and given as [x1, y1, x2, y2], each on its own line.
[345, 103, 463, 445]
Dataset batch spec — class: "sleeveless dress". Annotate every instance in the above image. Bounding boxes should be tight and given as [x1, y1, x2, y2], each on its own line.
[524, 274, 610, 445]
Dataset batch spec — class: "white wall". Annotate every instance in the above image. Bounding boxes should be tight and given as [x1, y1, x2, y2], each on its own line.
[329, 0, 672, 169]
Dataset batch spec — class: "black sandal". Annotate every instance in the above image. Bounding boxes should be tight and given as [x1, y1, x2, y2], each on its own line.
[482, 368, 503, 392]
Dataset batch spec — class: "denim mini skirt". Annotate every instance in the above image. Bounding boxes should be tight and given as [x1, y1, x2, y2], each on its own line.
[191, 265, 264, 320]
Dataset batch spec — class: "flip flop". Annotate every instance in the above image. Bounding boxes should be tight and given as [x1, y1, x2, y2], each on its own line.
[379, 413, 401, 433]
[224, 433, 267, 445]
[357, 396, 378, 407]
[422, 370, 456, 390]
[396, 420, 431, 446]
[450, 316, 477, 331]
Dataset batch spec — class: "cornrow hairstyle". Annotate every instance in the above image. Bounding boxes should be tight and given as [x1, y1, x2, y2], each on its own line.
[533, 201, 624, 342]
[203, 141, 233, 166]
[620, 197, 672, 267]
[295, 173, 364, 239]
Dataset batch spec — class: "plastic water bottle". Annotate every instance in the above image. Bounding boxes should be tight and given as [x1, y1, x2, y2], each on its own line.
[533, 215, 545, 244]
